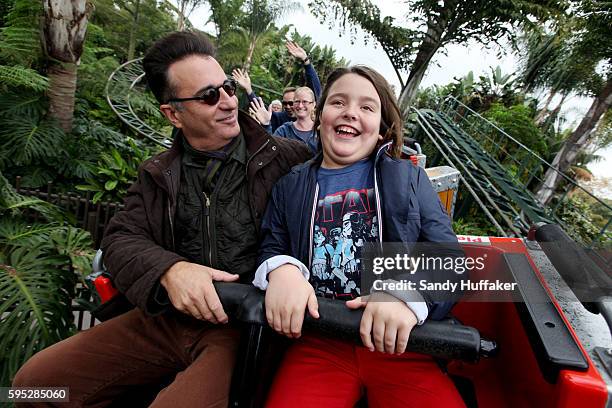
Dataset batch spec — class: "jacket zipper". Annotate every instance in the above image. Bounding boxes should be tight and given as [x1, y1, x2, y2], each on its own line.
[245, 139, 271, 221]
[373, 159, 383, 249]
[202, 191, 212, 265]
[245, 139, 271, 169]
[308, 183, 319, 268]
[373, 143, 392, 249]
[164, 169, 176, 251]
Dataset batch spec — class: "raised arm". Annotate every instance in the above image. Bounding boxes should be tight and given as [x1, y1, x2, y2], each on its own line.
[285, 41, 321, 101]
[232, 68, 257, 102]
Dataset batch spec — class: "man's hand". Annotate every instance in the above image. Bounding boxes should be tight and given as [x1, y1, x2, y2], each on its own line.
[266, 264, 319, 338]
[286, 41, 308, 64]
[346, 292, 418, 354]
[231, 68, 253, 94]
[249, 97, 272, 126]
[161, 261, 239, 323]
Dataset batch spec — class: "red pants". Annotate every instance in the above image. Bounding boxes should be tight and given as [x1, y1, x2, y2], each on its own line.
[266, 335, 465, 408]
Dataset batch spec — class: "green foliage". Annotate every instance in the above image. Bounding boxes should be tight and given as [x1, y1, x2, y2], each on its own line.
[0, 172, 94, 386]
[90, 0, 177, 61]
[0, 65, 48, 91]
[77, 138, 152, 203]
[77, 24, 121, 125]
[483, 103, 547, 156]
[0, 0, 43, 66]
[0, 116, 67, 167]
[309, 0, 565, 97]
[555, 193, 612, 247]
[206, 0, 246, 40]
[452, 217, 497, 237]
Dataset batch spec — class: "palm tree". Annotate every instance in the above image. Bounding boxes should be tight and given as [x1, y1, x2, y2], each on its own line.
[226, 0, 299, 72]
[43, 0, 90, 132]
[532, 0, 612, 204]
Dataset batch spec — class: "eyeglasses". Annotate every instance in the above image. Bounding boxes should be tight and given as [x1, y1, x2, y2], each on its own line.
[282, 100, 294, 106]
[167, 79, 237, 105]
[293, 100, 314, 106]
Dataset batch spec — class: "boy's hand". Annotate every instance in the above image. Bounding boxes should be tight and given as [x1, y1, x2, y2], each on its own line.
[346, 293, 417, 354]
[266, 264, 319, 338]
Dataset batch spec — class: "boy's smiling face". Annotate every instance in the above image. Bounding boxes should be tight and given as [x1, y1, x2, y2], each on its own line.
[319, 73, 383, 169]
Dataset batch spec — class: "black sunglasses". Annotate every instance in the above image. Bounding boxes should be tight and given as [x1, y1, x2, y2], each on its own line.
[168, 79, 237, 105]
[282, 100, 294, 106]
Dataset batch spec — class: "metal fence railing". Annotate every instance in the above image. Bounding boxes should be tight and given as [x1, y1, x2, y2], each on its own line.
[14, 177, 124, 249]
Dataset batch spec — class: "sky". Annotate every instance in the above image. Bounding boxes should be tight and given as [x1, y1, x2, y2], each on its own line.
[188, 0, 610, 187]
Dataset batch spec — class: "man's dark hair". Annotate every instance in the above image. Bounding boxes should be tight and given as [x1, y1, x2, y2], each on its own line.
[282, 87, 296, 97]
[143, 31, 216, 104]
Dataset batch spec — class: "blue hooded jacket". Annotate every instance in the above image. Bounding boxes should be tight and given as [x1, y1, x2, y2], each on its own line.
[258, 144, 465, 320]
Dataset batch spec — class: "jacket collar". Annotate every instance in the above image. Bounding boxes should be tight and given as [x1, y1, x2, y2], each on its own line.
[141, 110, 275, 191]
[302, 141, 394, 171]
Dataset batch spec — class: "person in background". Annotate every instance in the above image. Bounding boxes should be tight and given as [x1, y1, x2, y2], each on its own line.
[273, 86, 317, 152]
[232, 41, 321, 133]
[270, 99, 282, 112]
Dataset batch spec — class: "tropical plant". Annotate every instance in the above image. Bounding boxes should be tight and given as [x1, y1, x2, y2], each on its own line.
[205, 0, 246, 44]
[43, 0, 90, 132]
[89, 0, 177, 62]
[514, 0, 612, 205]
[222, 0, 300, 72]
[0, 172, 94, 387]
[175, 0, 206, 31]
[554, 192, 611, 246]
[76, 138, 153, 203]
[0, 0, 46, 92]
[451, 212, 498, 236]
[309, 0, 565, 114]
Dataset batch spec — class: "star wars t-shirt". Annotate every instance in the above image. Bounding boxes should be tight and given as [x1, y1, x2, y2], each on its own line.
[312, 159, 379, 300]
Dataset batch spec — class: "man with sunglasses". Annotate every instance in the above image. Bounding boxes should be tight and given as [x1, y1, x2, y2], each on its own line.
[13, 31, 311, 407]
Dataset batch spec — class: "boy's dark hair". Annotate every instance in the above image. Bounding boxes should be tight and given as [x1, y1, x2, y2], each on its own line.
[313, 66, 403, 158]
[143, 31, 216, 104]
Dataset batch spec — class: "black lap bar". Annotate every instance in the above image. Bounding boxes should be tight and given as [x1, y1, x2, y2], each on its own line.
[215, 282, 496, 362]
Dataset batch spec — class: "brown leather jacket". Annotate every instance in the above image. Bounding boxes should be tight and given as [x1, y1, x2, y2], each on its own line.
[101, 111, 311, 315]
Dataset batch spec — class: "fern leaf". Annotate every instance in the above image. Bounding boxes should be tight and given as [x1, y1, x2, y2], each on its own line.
[0, 65, 48, 91]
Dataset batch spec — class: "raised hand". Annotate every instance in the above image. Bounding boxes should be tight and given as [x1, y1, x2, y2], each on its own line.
[249, 97, 272, 126]
[346, 292, 418, 354]
[231, 68, 253, 94]
[161, 261, 239, 323]
[265, 264, 319, 338]
[285, 41, 308, 63]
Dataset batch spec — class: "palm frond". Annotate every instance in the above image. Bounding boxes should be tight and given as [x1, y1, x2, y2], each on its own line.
[0, 116, 66, 167]
[0, 172, 65, 222]
[0, 65, 49, 91]
[0, 219, 58, 250]
[0, 0, 43, 66]
[0, 91, 46, 121]
[0, 246, 75, 386]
